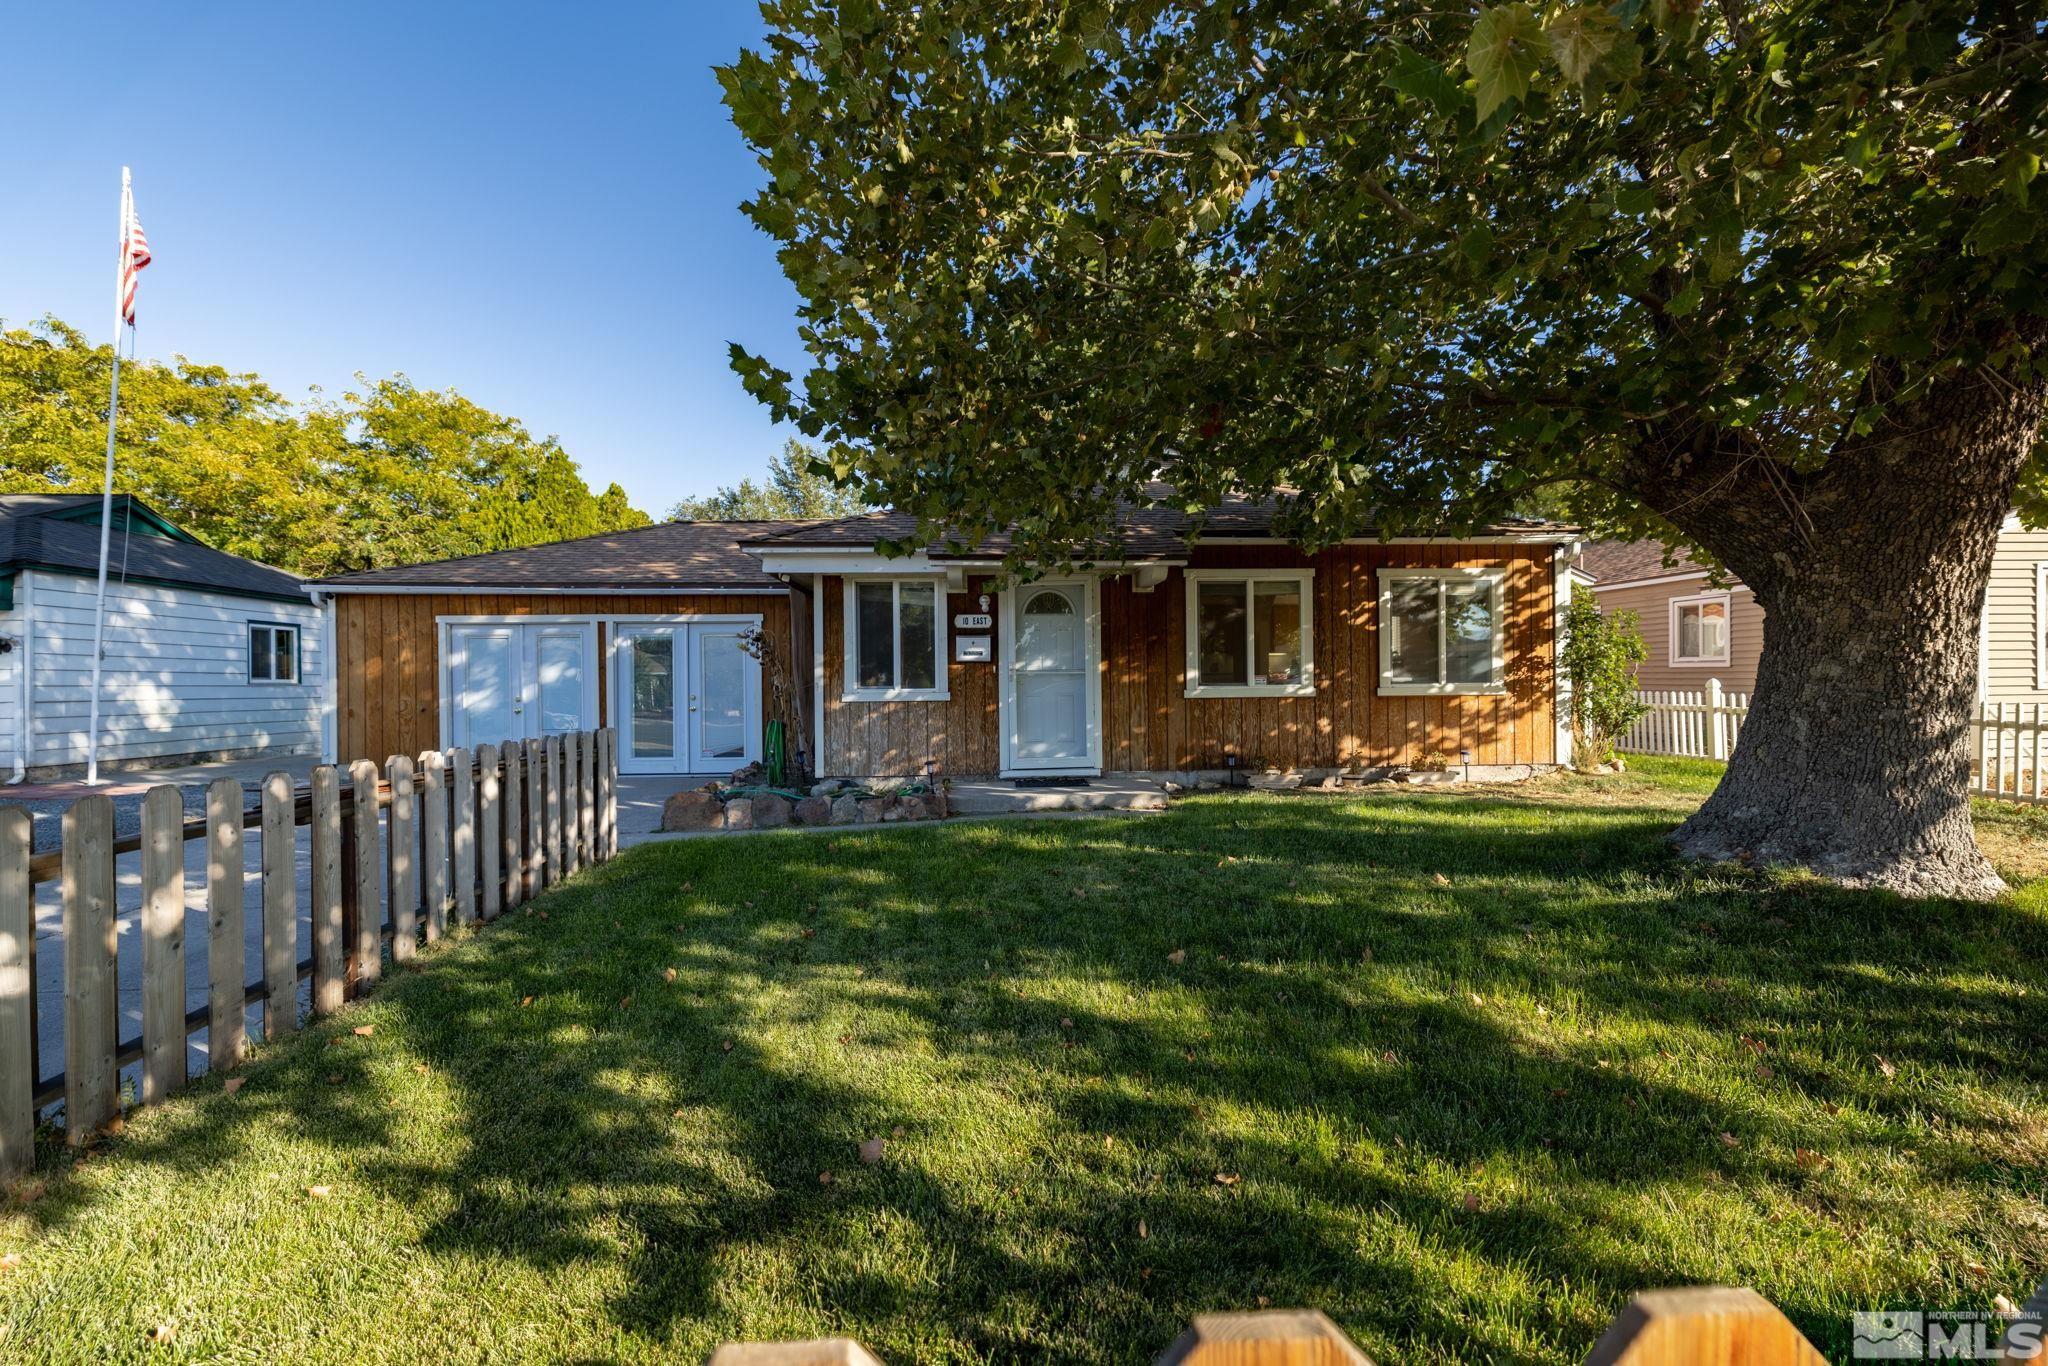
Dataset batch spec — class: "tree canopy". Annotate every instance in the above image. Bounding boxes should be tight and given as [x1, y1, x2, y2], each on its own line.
[669, 438, 866, 521]
[723, 0, 2048, 554]
[0, 318, 649, 577]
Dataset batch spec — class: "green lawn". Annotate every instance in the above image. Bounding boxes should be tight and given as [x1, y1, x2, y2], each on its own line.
[4, 759, 2046, 1362]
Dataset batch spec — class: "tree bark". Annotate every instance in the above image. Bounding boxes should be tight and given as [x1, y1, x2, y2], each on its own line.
[1623, 363, 2045, 899]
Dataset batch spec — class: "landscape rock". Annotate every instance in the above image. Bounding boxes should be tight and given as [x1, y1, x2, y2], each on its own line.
[811, 779, 851, 798]
[722, 797, 755, 830]
[661, 791, 722, 832]
[751, 794, 794, 829]
[1248, 770, 1305, 791]
[862, 796, 896, 823]
[794, 796, 832, 826]
[829, 795, 863, 825]
[892, 794, 935, 822]
[728, 761, 767, 787]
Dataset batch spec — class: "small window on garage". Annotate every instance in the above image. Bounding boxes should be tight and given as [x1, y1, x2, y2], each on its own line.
[249, 622, 300, 683]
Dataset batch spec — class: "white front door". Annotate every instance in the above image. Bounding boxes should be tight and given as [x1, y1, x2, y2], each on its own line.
[446, 622, 597, 752]
[615, 621, 762, 774]
[1003, 580, 1100, 773]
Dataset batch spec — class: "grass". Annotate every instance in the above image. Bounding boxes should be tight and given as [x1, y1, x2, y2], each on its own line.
[3, 758, 2046, 1362]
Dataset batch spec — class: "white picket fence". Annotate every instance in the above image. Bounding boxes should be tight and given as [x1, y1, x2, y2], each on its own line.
[1620, 679, 1751, 761]
[1619, 682, 2048, 806]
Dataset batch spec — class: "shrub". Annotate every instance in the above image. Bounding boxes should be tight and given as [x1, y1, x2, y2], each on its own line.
[1561, 585, 1649, 771]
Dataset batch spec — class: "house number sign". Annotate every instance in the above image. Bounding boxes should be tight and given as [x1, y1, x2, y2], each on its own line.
[954, 613, 993, 629]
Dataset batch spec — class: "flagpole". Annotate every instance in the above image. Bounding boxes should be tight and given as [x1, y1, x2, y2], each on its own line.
[85, 167, 130, 786]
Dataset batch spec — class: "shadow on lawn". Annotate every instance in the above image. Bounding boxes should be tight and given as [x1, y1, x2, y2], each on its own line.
[19, 790, 2048, 1361]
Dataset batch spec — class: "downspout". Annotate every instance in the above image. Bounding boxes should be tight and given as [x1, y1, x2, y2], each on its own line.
[8, 571, 33, 784]
[317, 591, 339, 764]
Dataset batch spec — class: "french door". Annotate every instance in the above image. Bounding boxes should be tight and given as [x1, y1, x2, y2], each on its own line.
[446, 622, 598, 752]
[614, 621, 762, 774]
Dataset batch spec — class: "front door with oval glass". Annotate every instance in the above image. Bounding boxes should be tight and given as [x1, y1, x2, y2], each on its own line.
[614, 621, 762, 774]
[1004, 581, 1099, 773]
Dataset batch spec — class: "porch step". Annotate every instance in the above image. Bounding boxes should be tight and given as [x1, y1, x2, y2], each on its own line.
[945, 776, 1169, 815]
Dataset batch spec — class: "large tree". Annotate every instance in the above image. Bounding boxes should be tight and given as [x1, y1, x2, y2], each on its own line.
[669, 437, 865, 520]
[723, 0, 2048, 897]
[0, 319, 649, 576]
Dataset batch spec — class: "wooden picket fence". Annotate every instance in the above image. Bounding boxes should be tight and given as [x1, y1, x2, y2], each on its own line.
[1620, 683, 2048, 806]
[0, 728, 619, 1180]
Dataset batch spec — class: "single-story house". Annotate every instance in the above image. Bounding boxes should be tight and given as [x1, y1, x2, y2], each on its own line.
[310, 501, 1583, 781]
[0, 494, 324, 781]
[1578, 515, 2048, 702]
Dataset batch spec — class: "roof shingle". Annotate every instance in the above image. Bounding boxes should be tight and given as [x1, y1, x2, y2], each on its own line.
[311, 519, 803, 590]
[0, 495, 306, 601]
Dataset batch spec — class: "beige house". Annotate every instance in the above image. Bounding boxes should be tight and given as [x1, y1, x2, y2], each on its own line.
[1579, 517, 2048, 703]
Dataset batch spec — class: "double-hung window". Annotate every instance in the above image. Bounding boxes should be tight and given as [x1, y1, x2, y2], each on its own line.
[1184, 569, 1315, 698]
[844, 578, 948, 700]
[248, 622, 300, 684]
[1669, 592, 1731, 666]
[1377, 568, 1505, 695]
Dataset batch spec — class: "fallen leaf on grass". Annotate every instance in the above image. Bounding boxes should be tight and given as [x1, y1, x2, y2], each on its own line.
[1166, 949, 1186, 964]
[1462, 1193, 1481, 1212]
[1793, 1148, 1827, 1171]
[891, 1125, 905, 1138]
[859, 1138, 886, 1165]
[1060, 1017, 1074, 1030]
[1138, 1219, 1149, 1239]
[1468, 992, 1484, 1007]
[1720, 1132, 1741, 1148]
[413, 1064, 429, 1075]
[0, 1252, 21, 1273]
[352, 1025, 375, 1038]
[305, 1185, 331, 1200]
[617, 995, 633, 1009]
[663, 967, 678, 983]
[1432, 872, 1451, 886]
[1875, 1055, 1898, 1079]
[818, 1171, 833, 1186]
[1755, 1065, 1775, 1081]
[720, 1040, 734, 1053]
[1966, 1261, 1990, 1278]
[1996, 1294, 2020, 1314]
[325, 1073, 343, 1086]
[1213, 1172, 1240, 1186]
[801, 928, 817, 939]
[222, 1077, 246, 1096]
[145, 1320, 176, 1344]
[519, 995, 535, 1008]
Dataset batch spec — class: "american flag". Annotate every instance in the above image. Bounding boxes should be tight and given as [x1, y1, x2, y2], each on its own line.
[118, 177, 151, 327]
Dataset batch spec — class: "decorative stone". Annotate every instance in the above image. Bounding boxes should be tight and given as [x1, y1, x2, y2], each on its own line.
[829, 795, 863, 825]
[861, 796, 895, 823]
[661, 790, 722, 832]
[795, 796, 832, 826]
[751, 794, 794, 829]
[729, 761, 767, 787]
[722, 797, 755, 830]
[1248, 770, 1304, 791]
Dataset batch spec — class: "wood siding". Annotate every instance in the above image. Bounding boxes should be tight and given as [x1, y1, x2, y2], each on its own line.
[818, 542, 1560, 777]
[1591, 577, 1764, 693]
[23, 570, 323, 773]
[333, 592, 795, 765]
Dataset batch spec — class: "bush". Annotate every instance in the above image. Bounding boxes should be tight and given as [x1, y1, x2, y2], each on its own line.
[1561, 585, 1649, 771]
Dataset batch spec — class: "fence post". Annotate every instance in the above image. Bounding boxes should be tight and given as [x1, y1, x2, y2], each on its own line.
[450, 746, 476, 927]
[1707, 678, 1727, 761]
[607, 727, 619, 856]
[311, 765, 346, 1016]
[524, 738, 546, 899]
[1155, 1310, 1372, 1364]
[207, 777, 248, 1069]
[63, 795, 118, 1143]
[347, 759, 381, 991]
[477, 744, 501, 921]
[419, 750, 448, 943]
[139, 785, 188, 1106]
[563, 732, 582, 878]
[579, 729, 596, 866]
[0, 805, 31, 1181]
[387, 755, 418, 961]
[502, 742, 525, 910]
[1583, 1286, 1826, 1364]
[261, 771, 297, 1041]
[544, 734, 564, 887]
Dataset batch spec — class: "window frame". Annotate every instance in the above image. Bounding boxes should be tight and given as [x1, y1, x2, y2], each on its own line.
[841, 576, 951, 702]
[1375, 567, 1508, 697]
[247, 621, 301, 685]
[1182, 568, 1317, 699]
[1668, 591, 1733, 667]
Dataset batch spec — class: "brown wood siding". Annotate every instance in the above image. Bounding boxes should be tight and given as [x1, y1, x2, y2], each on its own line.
[333, 593, 795, 765]
[817, 543, 1559, 777]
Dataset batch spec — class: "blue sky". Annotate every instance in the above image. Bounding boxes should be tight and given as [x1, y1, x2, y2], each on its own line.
[0, 3, 802, 516]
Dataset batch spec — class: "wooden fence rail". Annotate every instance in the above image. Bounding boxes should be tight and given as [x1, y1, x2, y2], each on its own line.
[0, 728, 619, 1179]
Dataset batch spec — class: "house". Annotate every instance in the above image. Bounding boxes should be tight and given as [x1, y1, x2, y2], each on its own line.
[1578, 516, 2048, 702]
[310, 501, 1583, 781]
[0, 494, 324, 781]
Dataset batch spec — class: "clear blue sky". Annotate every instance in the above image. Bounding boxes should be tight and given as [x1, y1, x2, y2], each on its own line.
[0, 2, 803, 516]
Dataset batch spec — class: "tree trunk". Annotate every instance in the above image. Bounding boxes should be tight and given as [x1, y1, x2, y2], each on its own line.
[1629, 365, 2044, 900]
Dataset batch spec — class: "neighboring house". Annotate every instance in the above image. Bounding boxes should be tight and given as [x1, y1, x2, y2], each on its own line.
[311, 500, 1584, 780]
[0, 494, 323, 781]
[1578, 516, 2048, 702]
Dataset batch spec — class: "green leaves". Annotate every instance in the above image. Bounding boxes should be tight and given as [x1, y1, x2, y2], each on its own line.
[1384, 46, 1463, 118]
[1466, 3, 1544, 124]
[1544, 7, 1621, 88]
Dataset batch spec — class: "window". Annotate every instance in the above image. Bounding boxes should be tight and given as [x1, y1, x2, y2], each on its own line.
[1376, 568, 1505, 695]
[248, 622, 300, 683]
[1183, 570, 1315, 697]
[843, 578, 948, 700]
[1669, 592, 1731, 666]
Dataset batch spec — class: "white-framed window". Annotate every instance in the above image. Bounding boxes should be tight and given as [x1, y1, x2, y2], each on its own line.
[843, 578, 949, 701]
[248, 622, 300, 684]
[1376, 567, 1506, 696]
[1184, 569, 1315, 698]
[1669, 591, 1732, 667]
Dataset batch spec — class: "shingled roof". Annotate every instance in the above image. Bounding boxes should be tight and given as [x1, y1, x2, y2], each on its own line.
[0, 494, 306, 603]
[1575, 539, 1716, 585]
[310, 519, 804, 591]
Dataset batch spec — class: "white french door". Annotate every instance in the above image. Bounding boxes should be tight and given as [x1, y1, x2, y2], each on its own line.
[614, 620, 762, 774]
[446, 622, 598, 752]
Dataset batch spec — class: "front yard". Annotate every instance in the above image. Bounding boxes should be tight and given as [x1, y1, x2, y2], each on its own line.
[3, 760, 2045, 1362]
